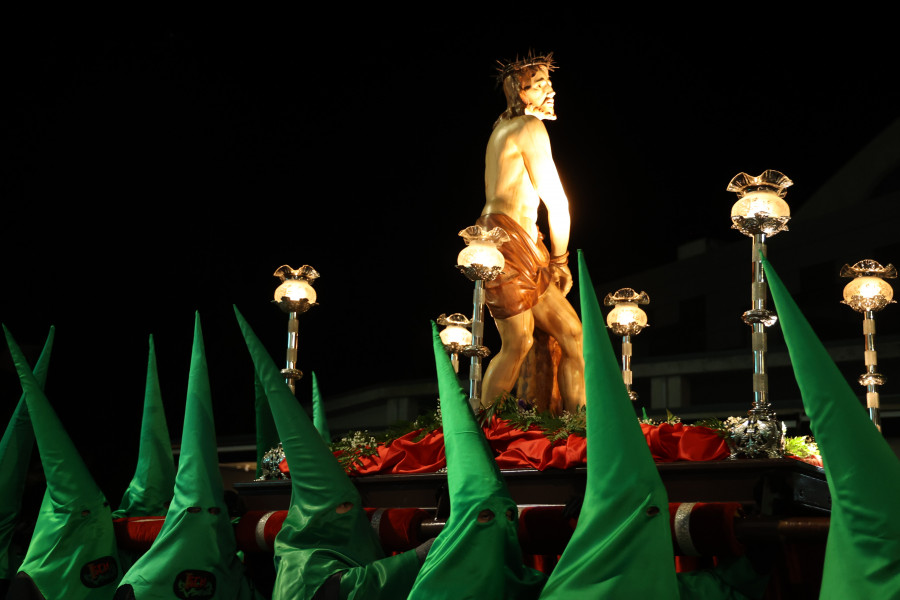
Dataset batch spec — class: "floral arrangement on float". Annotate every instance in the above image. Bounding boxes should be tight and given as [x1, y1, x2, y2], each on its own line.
[258, 395, 822, 480]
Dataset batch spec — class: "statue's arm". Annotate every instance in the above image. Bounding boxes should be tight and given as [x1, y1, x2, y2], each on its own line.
[519, 117, 573, 293]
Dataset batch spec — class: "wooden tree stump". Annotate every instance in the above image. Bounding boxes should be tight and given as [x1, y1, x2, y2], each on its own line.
[515, 328, 563, 415]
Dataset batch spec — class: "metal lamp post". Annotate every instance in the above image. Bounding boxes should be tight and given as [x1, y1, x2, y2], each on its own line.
[272, 264, 319, 395]
[604, 288, 650, 402]
[840, 259, 896, 432]
[456, 225, 509, 410]
[726, 169, 792, 459]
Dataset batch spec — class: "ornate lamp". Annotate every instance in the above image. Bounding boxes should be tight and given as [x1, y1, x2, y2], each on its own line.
[456, 225, 509, 409]
[437, 313, 473, 374]
[726, 169, 792, 459]
[273, 264, 319, 394]
[840, 259, 897, 432]
[604, 288, 650, 401]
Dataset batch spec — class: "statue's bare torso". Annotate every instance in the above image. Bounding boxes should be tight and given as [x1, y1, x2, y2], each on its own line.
[483, 117, 542, 242]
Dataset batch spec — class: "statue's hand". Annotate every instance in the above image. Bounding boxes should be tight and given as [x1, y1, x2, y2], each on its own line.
[552, 263, 573, 296]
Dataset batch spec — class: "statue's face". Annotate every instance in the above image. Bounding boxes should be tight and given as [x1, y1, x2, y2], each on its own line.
[519, 66, 556, 120]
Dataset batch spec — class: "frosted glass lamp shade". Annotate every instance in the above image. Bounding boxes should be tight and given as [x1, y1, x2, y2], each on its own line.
[607, 302, 648, 329]
[843, 276, 892, 303]
[731, 191, 790, 220]
[458, 241, 505, 271]
[842, 276, 894, 312]
[440, 324, 473, 346]
[274, 279, 317, 305]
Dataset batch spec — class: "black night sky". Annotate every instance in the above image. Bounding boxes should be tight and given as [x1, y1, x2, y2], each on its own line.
[2, 16, 898, 494]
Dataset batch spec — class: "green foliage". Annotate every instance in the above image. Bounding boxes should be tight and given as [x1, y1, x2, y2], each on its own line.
[639, 409, 682, 426]
[479, 394, 586, 440]
[331, 430, 381, 472]
[477, 392, 516, 427]
[547, 409, 586, 442]
[693, 417, 728, 435]
[784, 435, 819, 458]
[384, 409, 442, 443]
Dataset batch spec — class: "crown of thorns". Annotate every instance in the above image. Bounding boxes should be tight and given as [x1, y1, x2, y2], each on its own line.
[495, 52, 556, 84]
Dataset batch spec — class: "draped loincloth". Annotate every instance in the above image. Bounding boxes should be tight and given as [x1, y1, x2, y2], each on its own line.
[476, 213, 552, 319]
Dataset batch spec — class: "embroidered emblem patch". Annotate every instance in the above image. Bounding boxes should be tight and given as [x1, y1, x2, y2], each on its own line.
[174, 570, 216, 599]
[80, 556, 118, 587]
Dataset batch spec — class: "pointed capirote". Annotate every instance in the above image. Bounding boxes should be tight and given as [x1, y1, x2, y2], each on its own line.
[253, 369, 330, 470]
[113, 335, 175, 519]
[116, 313, 253, 599]
[762, 255, 900, 598]
[253, 371, 279, 480]
[0, 327, 54, 582]
[311, 372, 331, 443]
[539, 250, 678, 599]
[236, 306, 422, 600]
[235, 306, 364, 525]
[4, 325, 121, 598]
[408, 322, 545, 600]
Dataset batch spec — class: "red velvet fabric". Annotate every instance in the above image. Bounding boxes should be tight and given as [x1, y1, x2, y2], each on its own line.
[364, 507, 430, 552]
[354, 429, 447, 475]
[668, 502, 744, 557]
[486, 418, 588, 470]
[112, 517, 166, 551]
[641, 423, 730, 462]
[787, 453, 823, 468]
[116, 503, 754, 563]
[234, 510, 288, 553]
[305, 419, 730, 476]
[234, 508, 431, 554]
[278, 419, 824, 475]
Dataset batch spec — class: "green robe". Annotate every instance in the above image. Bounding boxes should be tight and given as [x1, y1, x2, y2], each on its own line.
[236, 306, 423, 600]
[0, 327, 54, 581]
[5, 325, 122, 599]
[538, 251, 767, 600]
[112, 335, 175, 521]
[116, 314, 256, 599]
[763, 255, 900, 598]
[407, 323, 545, 600]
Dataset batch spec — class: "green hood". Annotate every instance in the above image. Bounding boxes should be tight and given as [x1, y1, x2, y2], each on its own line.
[762, 255, 900, 598]
[0, 326, 54, 580]
[112, 335, 175, 519]
[311, 372, 331, 443]
[236, 306, 403, 600]
[252, 369, 329, 480]
[117, 313, 252, 600]
[4, 325, 121, 598]
[408, 322, 545, 600]
[539, 250, 678, 599]
[253, 371, 279, 480]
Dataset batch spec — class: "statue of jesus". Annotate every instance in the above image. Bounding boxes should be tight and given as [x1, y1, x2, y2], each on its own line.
[478, 54, 585, 413]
